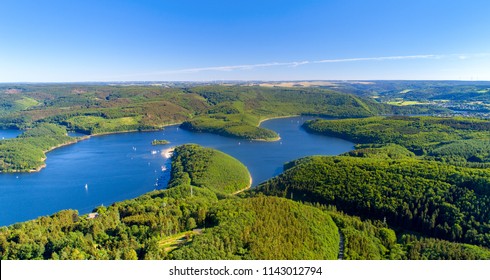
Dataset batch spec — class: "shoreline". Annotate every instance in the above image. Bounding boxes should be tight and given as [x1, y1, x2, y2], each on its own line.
[160, 146, 252, 196]
[251, 136, 281, 142]
[161, 147, 176, 159]
[257, 114, 300, 126]
[255, 115, 301, 142]
[9, 116, 305, 174]
[6, 137, 91, 173]
[232, 173, 253, 195]
[87, 121, 182, 137]
[12, 122, 183, 174]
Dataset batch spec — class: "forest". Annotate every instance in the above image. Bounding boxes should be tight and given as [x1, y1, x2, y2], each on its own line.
[169, 144, 251, 196]
[2, 144, 490, 260]
[304, 116, 490, 166]
[179, 86, 392, 141]
[2, 83, 490, 260]
[0, 123, 76, 172]
[257, 155, 490, 246]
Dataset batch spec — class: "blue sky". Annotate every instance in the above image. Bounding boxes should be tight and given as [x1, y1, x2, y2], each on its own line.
[1, 0, 489, 82]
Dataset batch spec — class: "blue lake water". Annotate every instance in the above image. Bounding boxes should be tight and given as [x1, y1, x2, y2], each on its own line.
[0, 116, 354, 226]
[0, 129, 22, 139]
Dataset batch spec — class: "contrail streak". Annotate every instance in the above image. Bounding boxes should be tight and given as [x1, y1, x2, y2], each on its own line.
[116, 53, 490, 78]
[159, 54, 441, 74]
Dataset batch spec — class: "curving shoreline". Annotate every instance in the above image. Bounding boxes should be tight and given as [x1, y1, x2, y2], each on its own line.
[255, 115, 303, 142]
[163, 144, 253, 195]
[9, 116, 284, 174]
[1, 115, 355, 226]
[231, 174, 253, 195]
[7, 136, 91, 173]
[257, 114, 300, 125]
[161, 147, 175, 159]
[9, 117, 302, 174]
[18, 124, 182, 174]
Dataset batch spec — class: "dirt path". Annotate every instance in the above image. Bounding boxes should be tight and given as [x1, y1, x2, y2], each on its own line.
[231, 173, 253, 195]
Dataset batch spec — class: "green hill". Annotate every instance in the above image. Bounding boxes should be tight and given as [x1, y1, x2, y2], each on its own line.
[256, 155, 490, 247]
[169, 144, 251, 196]
[304, 116, 490, 166]
[0, 123, 75, 172]
[170, 196, 340, 260]
[181, 86, 394, 140]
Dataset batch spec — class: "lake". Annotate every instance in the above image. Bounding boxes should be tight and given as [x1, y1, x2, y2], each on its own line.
[0, 116, 354, 226]
[0, 129, 21, 140]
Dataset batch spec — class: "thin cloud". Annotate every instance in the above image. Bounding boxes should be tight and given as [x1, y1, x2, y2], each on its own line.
[312, 54, 441, 64]
[119, 53, 490, 78]
[157, 61, 312, 74]
[159, 54, 441, 75]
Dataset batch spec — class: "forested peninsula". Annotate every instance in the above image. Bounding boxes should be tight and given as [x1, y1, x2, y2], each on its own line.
[0, 123, 81, 172]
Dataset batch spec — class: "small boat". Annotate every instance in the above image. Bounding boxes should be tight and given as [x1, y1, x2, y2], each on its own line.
[151, 150, 158, 155]
[161, 166, 167, 171]
[85, 184, 88, 190]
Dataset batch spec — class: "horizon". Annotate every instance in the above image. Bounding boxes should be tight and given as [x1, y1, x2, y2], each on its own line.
[2, 79, 490, 85]
[1, 0, 490, 82]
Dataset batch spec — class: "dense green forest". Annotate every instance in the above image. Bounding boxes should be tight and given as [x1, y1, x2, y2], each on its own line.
[304, 116, 490, 166]
[326, 208, 490, 260]
[0, 123, 76, 172]
[170, 196, 339, 260]
[169, 144, 251, 196]
[256, 155, 490, 247]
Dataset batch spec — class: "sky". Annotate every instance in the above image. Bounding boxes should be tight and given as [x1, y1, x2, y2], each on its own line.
[0, 0, 489, 82]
